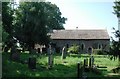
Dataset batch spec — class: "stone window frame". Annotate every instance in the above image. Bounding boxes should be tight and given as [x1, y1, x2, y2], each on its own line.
[98, 43, 102, 49]
[81, 43, 85, 50]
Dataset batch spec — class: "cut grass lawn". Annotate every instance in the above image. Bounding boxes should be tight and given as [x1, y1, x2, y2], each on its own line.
[2, 52, 120, 78]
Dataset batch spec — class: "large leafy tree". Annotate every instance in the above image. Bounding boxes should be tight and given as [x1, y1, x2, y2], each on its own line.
[110, 1, 120, 63]
[110, 28, 120, 61]
[13, 2, 67, 50]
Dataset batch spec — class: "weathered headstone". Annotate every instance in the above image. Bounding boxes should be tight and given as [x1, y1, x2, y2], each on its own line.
[86, 58, 88, 67]
[61, 46, 66, 59]
[84, 59, 89, 72]
[4, 47, 9, 52]
[37, 48, 41, 57]
[77, 62, 83, 79]
[48, 44, 53, 69]
[91, 56, 94, 67]
[89, 57, 92, 68]
[84, 59, 88, 68]
[28, 57, 36, 70]
[10, 46, 20, 61]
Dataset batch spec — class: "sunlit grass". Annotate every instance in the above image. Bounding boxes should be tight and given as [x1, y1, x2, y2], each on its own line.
[2, 52, 120, 78]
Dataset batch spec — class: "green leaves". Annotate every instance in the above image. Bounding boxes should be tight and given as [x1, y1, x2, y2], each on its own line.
[113, 1, 120, 17]
[13, 2, 67, 49]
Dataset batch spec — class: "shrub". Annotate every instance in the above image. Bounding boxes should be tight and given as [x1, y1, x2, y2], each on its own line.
[93, 49, 107, 55]
[67, 44, 80, 54]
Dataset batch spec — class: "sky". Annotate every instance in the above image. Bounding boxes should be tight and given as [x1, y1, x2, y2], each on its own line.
[45, 0, 118, 39]
[15, 0, 118, 39]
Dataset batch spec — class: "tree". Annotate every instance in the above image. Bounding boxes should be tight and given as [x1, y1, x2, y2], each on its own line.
[13, 2, 67, 51]
[2, 2, 16, 52]
[109, 1, 120, 66]
[113, 1, 120, 17]
[110, 28, 120, 61]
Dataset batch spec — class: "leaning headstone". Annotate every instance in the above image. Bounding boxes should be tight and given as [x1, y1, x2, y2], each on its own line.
[61, 46, 66, 59]
[28, 57, 36, 70]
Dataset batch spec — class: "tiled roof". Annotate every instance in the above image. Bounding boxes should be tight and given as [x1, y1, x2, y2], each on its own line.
[50, 29, 110, 40]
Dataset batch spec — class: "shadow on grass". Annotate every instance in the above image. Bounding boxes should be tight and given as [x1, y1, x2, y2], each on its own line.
[2, 52, 120, 78]
[2, 52, 77, 77]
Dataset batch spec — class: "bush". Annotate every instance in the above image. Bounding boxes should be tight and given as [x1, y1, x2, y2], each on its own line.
[93, 49, 107, 55]
[67, 44, 79, 54]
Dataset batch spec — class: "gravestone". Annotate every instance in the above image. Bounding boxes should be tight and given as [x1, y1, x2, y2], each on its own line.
[91, 56, 94, 67]
[89, 57, 92, 68]
[48, 44, 53, 69]
[77, 62, 83, 79]
[4, 47, 9, 52]
[84, 59, 88, 68]
[61, 46, 66, 59]
[10, 47, 20, 61]
[28, 57, 36, 70]
[84, 59, 89, 72]
[37, 48, 41, 57]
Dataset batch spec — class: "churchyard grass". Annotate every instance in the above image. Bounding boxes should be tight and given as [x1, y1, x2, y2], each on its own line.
[2, 52, 120, 78]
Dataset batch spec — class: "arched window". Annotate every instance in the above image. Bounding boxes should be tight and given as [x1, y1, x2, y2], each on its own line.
[98, 44, 102, 49]
[81, 43, 85, 50]
[66, 44, 69, 48]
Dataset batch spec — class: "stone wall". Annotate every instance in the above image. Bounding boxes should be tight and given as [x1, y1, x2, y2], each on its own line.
[52, 39, 110, 53]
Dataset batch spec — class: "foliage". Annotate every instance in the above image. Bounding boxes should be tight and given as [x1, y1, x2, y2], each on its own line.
[113, 1, 120, 17]
[13, 2, 67, 50]
[2, 2, 17, 51]
[109, 28, 120, 63]
[2, 2, 14, 34]
[67, 44, 80, 54]
[110, 1, 120, 62]
[93, 49, 107, 55]
[0, 22, 2, 43]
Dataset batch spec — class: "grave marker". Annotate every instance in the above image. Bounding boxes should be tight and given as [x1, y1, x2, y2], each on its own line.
[48, 44, 53, 69]
[91, 56, 94, 67]
[77, 62, 83, 79]
[89, 57, 92, 68]
[61, 46, 66, 59]
[10, 46, 20, 61]
[28, 57, 36, 70]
